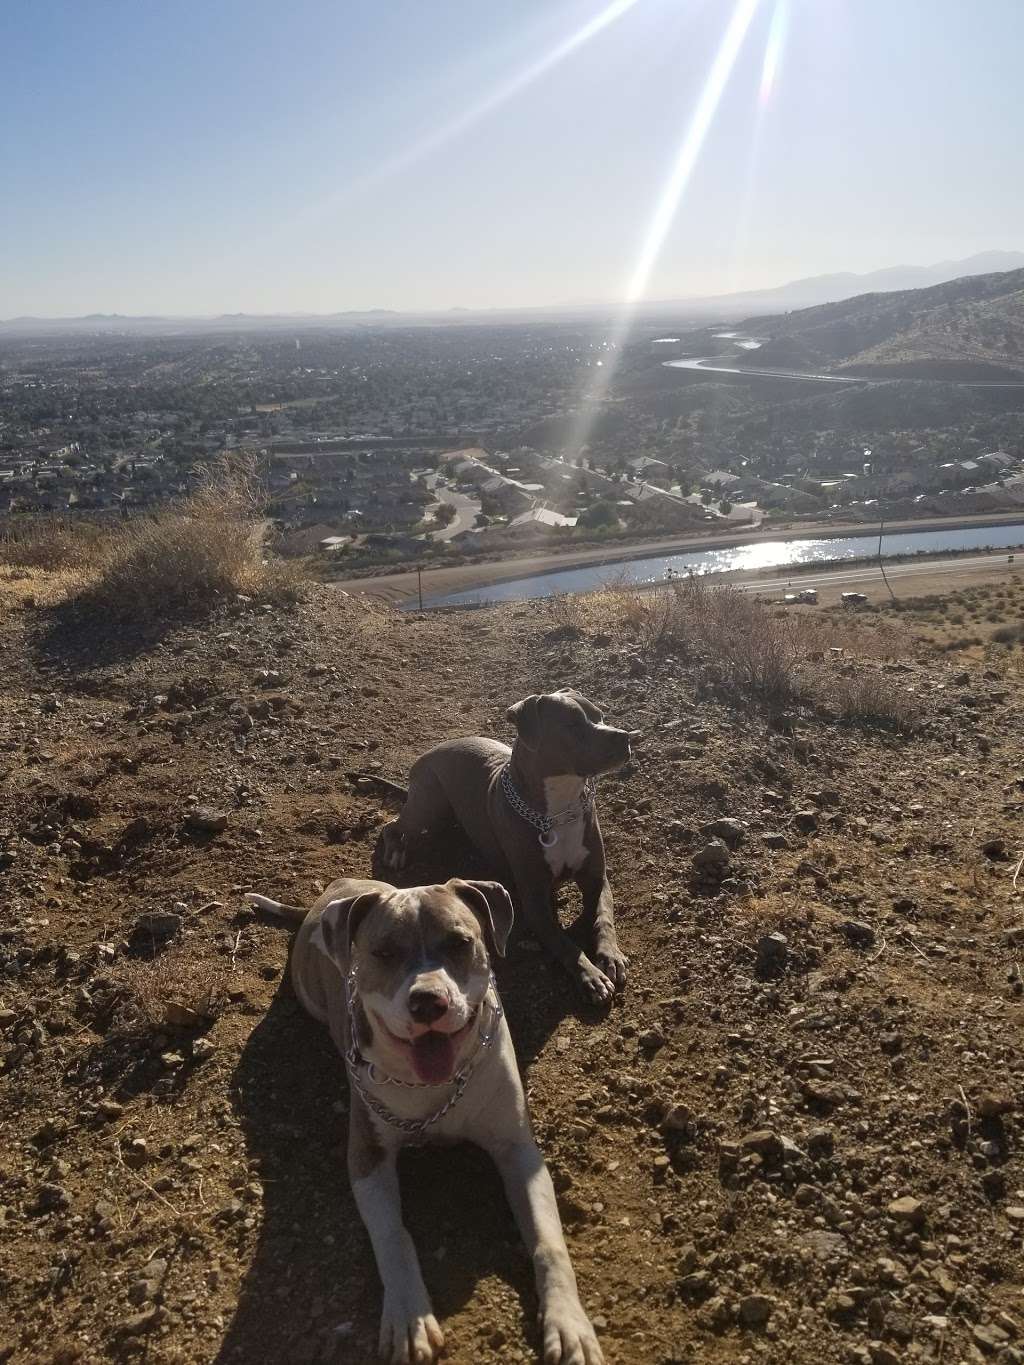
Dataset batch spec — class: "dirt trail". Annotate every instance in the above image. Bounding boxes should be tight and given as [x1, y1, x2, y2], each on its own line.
[2, 579, 1023, 1365]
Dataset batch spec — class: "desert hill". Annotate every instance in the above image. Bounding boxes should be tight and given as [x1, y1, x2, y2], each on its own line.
[1, 556, 1024, 1363]
[741, 267, 1024, 381]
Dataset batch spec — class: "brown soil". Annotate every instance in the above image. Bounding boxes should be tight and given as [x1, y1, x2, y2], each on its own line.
[2, 573, 1024, 1365]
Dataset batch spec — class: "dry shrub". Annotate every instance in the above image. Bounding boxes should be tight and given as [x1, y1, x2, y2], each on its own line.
[569, 575, 918, 727]
[0, 515, 106, 571]
[822, 669, 920, 732]
[75, 458, 305, 622]
[112, 945, 226, 1036]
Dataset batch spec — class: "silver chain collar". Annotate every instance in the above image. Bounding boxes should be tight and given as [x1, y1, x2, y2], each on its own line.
[499, 763, 596, 845]
[344, 971, 503, 1140]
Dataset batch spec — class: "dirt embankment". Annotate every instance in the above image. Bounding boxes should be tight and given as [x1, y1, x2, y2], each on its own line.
[1, 577, 1023, 1365]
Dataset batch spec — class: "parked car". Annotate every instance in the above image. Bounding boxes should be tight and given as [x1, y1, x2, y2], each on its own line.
[841, 591, 868, 606]
[796, 589, 818, 604]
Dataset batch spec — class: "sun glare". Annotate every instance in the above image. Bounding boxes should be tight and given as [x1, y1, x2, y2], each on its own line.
[563, 0, 762, 459]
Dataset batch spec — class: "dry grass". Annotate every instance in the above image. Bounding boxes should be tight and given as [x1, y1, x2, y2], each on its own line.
[0, 515, 107, 571]
[112, 945, 227, 1036]
[564, 574, 918, 728]
[2, 462, 307, 625]
[69, 459, 306, 623]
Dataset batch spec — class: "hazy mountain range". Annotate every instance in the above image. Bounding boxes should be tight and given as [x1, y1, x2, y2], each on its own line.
[2, 251, 1023, 336]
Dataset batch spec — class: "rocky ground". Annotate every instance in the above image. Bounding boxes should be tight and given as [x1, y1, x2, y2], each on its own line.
[2, 572, 1024, 1365]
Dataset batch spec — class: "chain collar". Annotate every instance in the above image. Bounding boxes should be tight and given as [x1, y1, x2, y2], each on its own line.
[500, 763, 595, 845]
[344, 971, 503, 1140]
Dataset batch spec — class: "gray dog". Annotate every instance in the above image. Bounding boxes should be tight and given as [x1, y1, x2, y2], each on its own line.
[248, 877, 604, 1365]
[379, 688, 638, 1004]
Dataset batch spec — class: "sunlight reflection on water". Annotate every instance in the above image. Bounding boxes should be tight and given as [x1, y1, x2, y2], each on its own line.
[424, 523, 1024, 608]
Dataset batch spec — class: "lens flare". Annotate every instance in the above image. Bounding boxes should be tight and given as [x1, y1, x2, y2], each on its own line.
[363, 0, 644, 193]
[759, 0, 787, 107]
[727, 0, 787, 292]
[563, 0, 761, 458]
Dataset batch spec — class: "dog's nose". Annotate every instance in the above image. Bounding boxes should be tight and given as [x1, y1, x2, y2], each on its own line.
[408, 986, 449, 1024]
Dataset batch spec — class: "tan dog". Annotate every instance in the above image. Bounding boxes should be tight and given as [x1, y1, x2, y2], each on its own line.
[248, 877, 603, 1365]
[379, 688, 638, 1004]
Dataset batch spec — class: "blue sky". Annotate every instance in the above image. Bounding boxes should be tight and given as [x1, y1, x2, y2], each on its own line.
[2, 0, 1021, 316]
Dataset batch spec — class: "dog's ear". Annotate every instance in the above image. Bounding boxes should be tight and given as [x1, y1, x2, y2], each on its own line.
[559, 687, 604, 722]
[448, 879, 515, 959]
[311, 891, 381, 970]
[506, 694, 541, 749]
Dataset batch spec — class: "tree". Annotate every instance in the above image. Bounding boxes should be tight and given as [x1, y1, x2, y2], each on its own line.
[578, 500, 618, 529]
[719, 499, 733, 515]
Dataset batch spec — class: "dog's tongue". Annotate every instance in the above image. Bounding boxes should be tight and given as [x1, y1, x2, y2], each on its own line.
[411, 1031, 456, 1085]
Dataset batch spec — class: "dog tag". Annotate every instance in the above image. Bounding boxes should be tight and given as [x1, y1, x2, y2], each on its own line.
[538, 830, 559, 847]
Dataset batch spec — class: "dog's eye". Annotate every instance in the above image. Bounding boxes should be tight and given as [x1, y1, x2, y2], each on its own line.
[372, 944, 400, 963]
[443, 933, 474, 954]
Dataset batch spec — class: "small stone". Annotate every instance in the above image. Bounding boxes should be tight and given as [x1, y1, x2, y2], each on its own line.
[34, 1183, 70, 1213]
[1005, 1206, 1024, 1223]
[680, 1270, 714, 1299]
[826, 1292, 858, 1318]
[973, 1323, 1010, 1353]
[842, 920, 876, 948]
[698, 1296, 733, 1331]
[97, 1100, 124, 1121]
[807, 1127, 835, 1157]
[662, 1104, 693, 1134]
[186, 807, 229, 834]
[793, 810, 818, 833]
[981, 1169, 1006, 1201]
[868, 1345, 901, 1365]
[678, 1243, 699, 1274]
[803, 1080, 846, 1107]
[692, 839, 731, 875]
[739, 1129, 784, 1161]
[133, 911, 183, 943]
[117, 1307, 162, 1338]
[191, 1037, 217, 1063]
[762, 832, 789, 850]
[755, 933, 788, 979]
[701, 818, 747, 848]
[738, 1294, 774, 1329]
[887, 1196, 925, 1226]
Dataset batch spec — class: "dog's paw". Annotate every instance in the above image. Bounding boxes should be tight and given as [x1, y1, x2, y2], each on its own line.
[594, 940, 627, 994]
[378, 821, 408, 872]
[540, 1294, 605, 1365]
[378, 1290, 444, 1364]
[577, 955, 615, 1006]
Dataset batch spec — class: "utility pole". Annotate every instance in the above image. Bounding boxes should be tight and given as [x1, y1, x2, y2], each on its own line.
[877, 515, 896, 603]
[417, 564, 424, 612]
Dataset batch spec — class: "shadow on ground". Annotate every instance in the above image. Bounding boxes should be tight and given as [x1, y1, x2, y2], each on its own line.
[217, 833, 596, 1364]
[30, 596, 186, 676]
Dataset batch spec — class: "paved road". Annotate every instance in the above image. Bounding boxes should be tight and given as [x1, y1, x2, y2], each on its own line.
[428, 481, 481, 541]
[722, 551, 1020, 598]
[664, 342, 1024, 389]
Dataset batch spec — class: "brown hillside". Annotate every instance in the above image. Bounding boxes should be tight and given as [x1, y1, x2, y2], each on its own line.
[1, 575, 1023, 1364]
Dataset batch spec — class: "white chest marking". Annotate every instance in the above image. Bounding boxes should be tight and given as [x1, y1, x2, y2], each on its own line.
[542, 777, 589, 877]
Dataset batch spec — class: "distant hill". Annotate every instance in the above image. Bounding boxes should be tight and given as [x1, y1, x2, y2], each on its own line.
[680, 251, 1024, 316]
[736, 265, 1024, 380]
[4, 251, 1024, 336]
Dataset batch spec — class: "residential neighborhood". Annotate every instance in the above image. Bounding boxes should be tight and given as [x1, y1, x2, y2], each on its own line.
[3, 324, 1024, 575]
